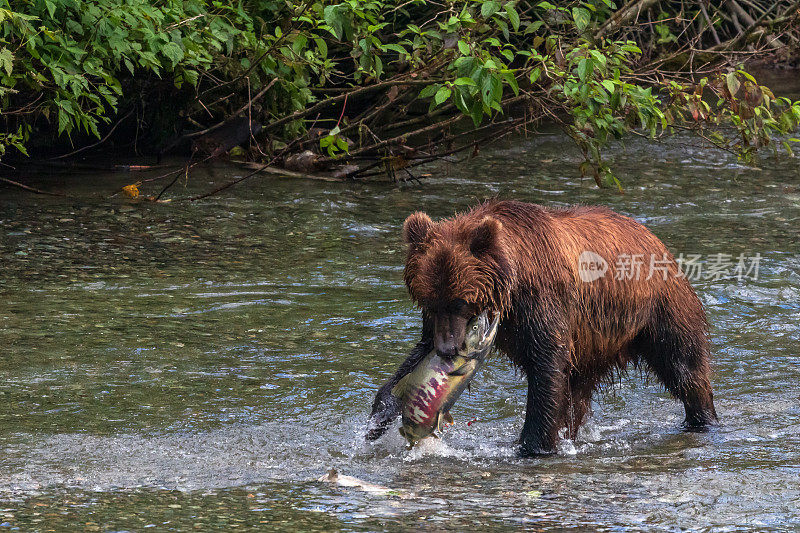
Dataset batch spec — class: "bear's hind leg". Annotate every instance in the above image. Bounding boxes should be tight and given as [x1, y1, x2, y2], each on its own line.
[565, 372, 596, 440]
[634, 304, 718, 430]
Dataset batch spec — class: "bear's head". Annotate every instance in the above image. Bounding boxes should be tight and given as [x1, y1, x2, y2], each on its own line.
[402, 211, 514, 358]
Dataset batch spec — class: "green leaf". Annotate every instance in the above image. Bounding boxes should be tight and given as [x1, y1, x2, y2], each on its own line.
[529, 67, 541, 84]
[419, 84, 440, 99]
[496, 18, 509, 40]
[57, 107, 70, 136]
[183, 69, 199, 87]
[454, 77, 477, 86]
[525, 21, 544, 34]
[323, 5, 344, 40]
[502, 70, 519, 96]
[601, 80, 615, 93]
[572, 7, 591, 32]
[383, 43, 406, 55]
[726, 72, 740, 97]
[481, 1, 501, 18]
[314, 38, 328, 57]
[453, 86, 471, 114]
[577, 58, 594, 82]
[480, 72, 502, 108]
[620, 43, 642, 54]
[0, 48, 13, 76]
[588, 49, 607, 69]
[162, 42, 184, 67]
[505, 4, 520, 31]
[469, 99, 483, 126]
[457, 40, 470, 55]
[738, 70, 757, 83]
[434, 86, 451, 105]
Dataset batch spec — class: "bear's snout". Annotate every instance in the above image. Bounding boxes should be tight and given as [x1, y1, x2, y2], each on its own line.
[433, 312, 469, 358]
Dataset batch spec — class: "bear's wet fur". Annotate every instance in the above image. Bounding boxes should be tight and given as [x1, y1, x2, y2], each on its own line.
[369, 200, 718, 455]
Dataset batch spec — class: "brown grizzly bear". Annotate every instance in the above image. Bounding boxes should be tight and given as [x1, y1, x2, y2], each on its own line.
[367, 200, 718, 455]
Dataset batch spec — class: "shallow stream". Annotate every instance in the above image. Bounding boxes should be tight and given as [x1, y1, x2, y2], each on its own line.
[2, 93, 799, 531]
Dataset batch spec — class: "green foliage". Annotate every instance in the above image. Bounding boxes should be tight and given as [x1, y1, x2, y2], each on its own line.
[0, 0, 314, 154]
[664, 70, 800, 163]
[1, 0, 210, 139]
[319, 125, 349, 157]
[0, 124, 28, 157]
[1, 0, 798, 187]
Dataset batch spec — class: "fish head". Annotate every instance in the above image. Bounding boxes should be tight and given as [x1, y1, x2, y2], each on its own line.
[460, 311, 500, 356]
[432, 304, 500, 360]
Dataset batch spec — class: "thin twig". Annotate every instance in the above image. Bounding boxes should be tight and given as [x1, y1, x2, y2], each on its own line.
[155, 162, 189, 200]
[184, 78, 277, 139]
[263, 79, 435, 134]
[49, 109, 134, 160]
[185, 156, 279, 201]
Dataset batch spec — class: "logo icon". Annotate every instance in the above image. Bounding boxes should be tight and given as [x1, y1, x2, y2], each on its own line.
[578, 251, 608, 282]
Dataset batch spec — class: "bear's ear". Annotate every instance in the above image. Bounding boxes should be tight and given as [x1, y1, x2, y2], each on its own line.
[470, 216, 503, 256]
[403, 212, 434, 247]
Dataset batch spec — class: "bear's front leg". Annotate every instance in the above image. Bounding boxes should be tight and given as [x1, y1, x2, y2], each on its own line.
[518, 363, 569, 456]
[509, 305, 572, 456]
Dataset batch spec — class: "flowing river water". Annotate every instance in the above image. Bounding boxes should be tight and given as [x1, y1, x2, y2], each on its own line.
[2, 90, 800, 530]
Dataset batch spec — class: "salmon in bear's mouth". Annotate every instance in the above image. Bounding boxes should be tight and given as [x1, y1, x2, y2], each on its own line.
[392, 311, 499, 447]
[406, 370, 453, 426]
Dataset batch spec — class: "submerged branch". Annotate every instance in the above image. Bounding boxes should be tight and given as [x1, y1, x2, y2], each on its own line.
[0, 176, 71, 197]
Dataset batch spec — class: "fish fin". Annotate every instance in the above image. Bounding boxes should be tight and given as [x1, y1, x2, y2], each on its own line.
[444, 412, 453, 425]
[448, 360, 476, 376]
[436, 412, 447, 431]
[391, 374, 411, 397]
